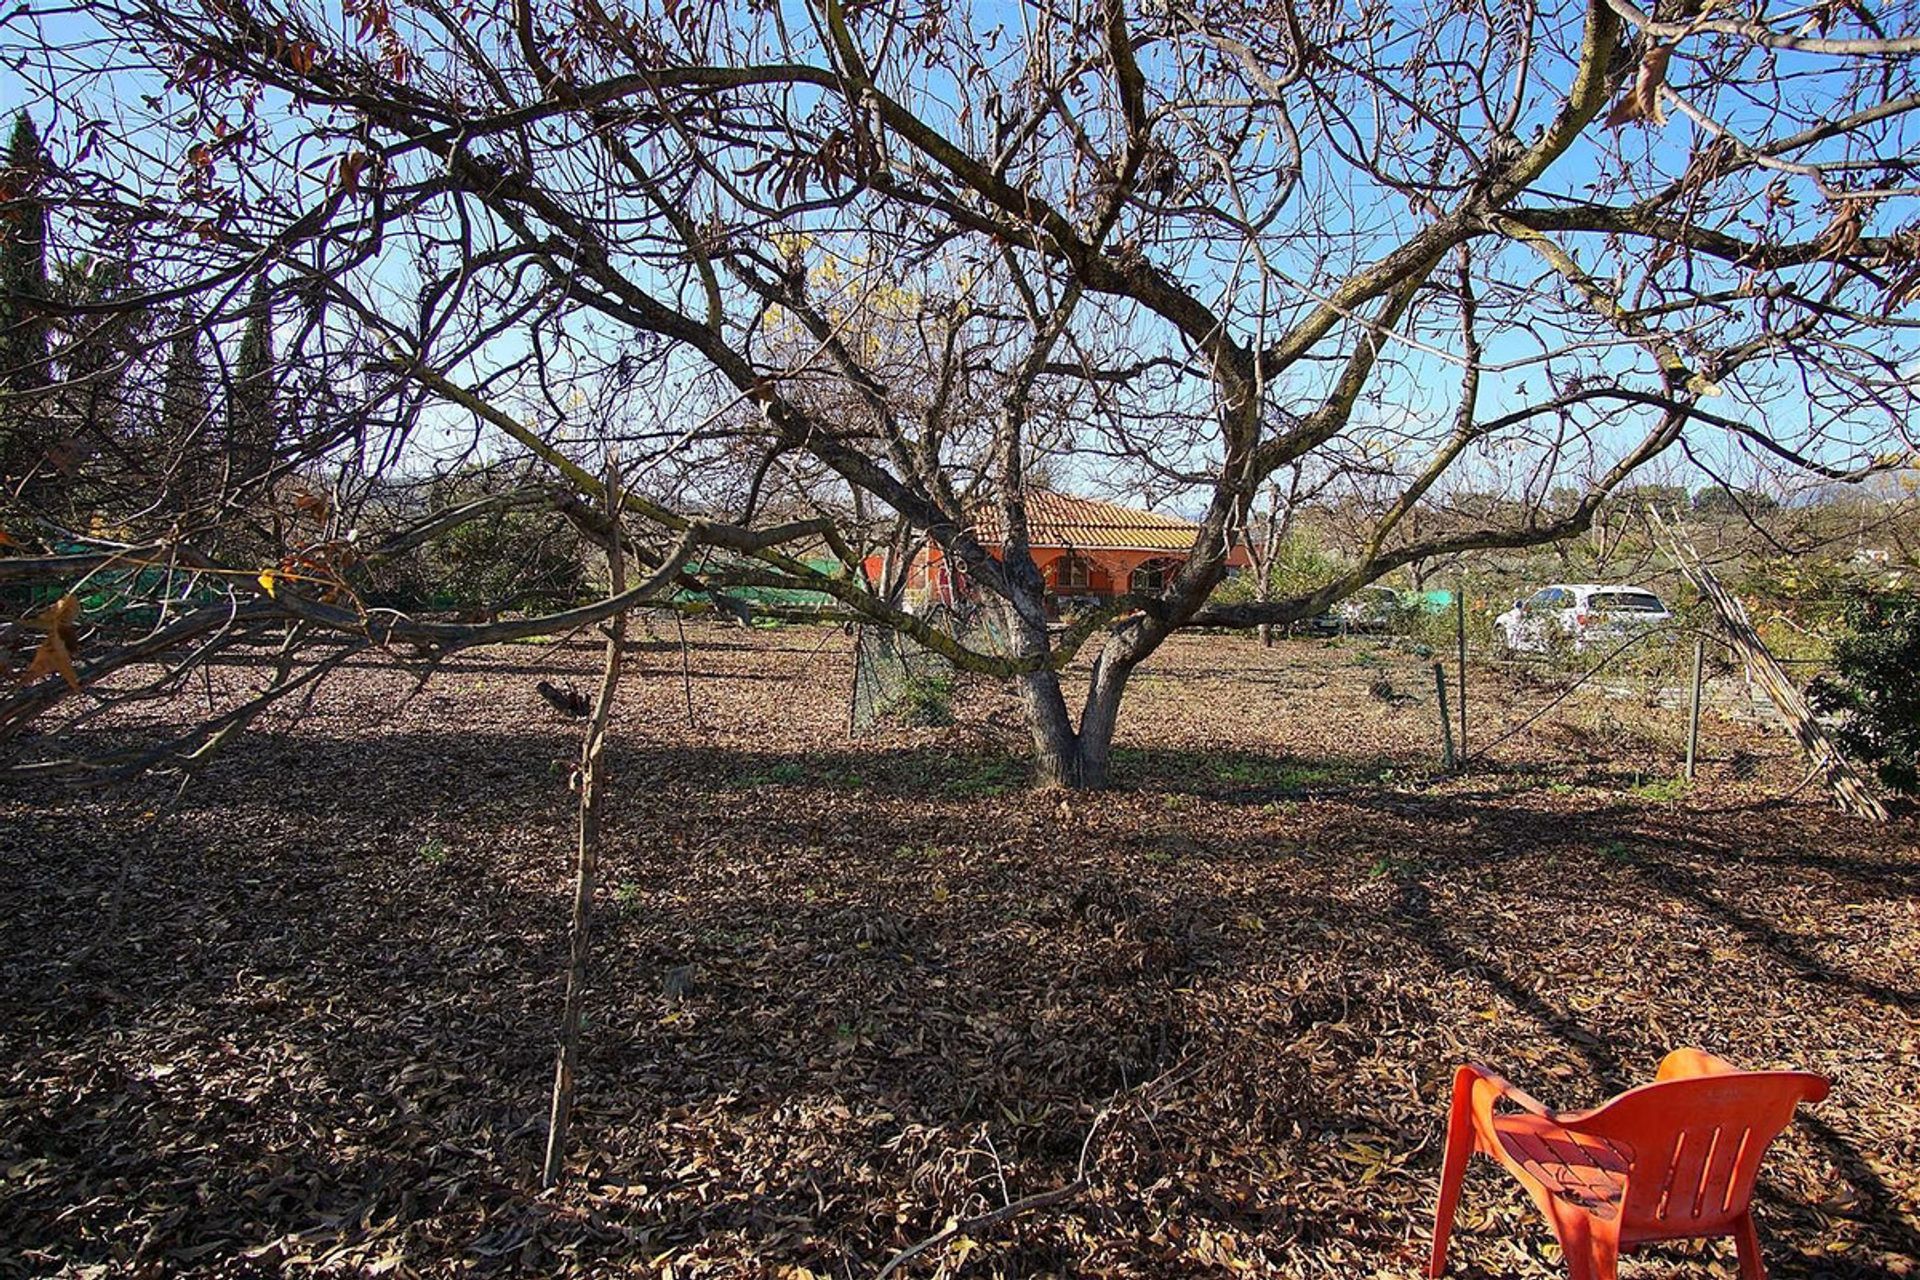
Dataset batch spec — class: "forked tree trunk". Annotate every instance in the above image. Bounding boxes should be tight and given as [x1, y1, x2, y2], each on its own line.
[1020, 654, 1132, 790]
[1019, 668, 1088, 789]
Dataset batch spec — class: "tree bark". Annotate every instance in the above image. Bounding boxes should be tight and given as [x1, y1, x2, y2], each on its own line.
[1017, 636, 1137, 789]
[1008, 600, 1096, 787]
[1023, 670, 1090, 788]
[1069, 652, 1131, 788]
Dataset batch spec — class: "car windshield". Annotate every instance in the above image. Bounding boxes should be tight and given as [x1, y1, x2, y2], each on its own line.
[1588, 590, 1666, 614]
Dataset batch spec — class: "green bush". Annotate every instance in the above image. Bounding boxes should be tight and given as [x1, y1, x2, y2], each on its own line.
[1808, 588, 1920, 794]
[1268, 532, 1344, 600]
[1734, 555, 1855, 642]
[1398, 588, 1495, 652]
[1209, 531, 1345, 609]
[885, 672, 956, 726]
[428, 498, 586, 616]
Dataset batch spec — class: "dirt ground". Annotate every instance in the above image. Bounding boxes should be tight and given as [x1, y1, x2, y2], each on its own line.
[2, 624, 1916, 1279]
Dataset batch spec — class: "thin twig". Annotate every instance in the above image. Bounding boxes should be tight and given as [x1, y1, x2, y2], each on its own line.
[872, 1055, 1196, 1278]
[543, 456, 630, 1187]
[872, 1179, 1088, 1280]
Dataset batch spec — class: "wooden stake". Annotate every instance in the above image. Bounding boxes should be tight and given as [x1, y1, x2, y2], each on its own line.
[543, 457, 628, 1188]
[675, 610, 696, 729]
[1433, 662, 1457, 772]
[1685, 638, 1704, 782]
[1455, 582, 1468, 763]
[847, 625, 864, 738]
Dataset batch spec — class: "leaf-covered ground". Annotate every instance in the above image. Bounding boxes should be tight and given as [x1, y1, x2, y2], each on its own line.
[2, 626, 1915, 1278]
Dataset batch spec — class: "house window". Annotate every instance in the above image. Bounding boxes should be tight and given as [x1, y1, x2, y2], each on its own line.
[1130, 562, 1169, 593]
[1059, 555, 1091, 589]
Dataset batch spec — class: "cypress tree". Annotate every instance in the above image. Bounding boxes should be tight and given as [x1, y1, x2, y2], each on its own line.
[162, 308, 213, 512]
[229, 278, 277, 482]
[0, 110, 51, 478]
[60, 255, 137, 441]
[163, 311, 210, 439]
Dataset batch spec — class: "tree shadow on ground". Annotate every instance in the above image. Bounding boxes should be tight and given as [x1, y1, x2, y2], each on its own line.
[2, 726, 1915, 1277]
[1323, 785, 1920, 1278]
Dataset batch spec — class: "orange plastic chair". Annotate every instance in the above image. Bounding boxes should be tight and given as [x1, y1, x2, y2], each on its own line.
[1429, 1050, 1828, 1280]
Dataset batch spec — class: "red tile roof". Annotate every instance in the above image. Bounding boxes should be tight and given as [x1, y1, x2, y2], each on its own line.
[968, 490, 1207, 554]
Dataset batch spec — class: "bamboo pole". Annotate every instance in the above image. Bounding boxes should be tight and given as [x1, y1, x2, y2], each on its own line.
[675, 610, 696, 729]
[1656, 513, 1886, 822]
[543, 457, 629, 1187]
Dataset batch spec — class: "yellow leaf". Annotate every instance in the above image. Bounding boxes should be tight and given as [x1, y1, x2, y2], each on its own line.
[1606, 44, 1673, 129]
[21, 594, 82, 691]
[257, 569, 277, 597]
[291, 491, 331, 520]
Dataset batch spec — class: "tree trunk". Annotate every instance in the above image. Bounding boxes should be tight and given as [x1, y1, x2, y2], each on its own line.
[1072, 654, 1128, 786]
[1011, 628, 1123, 789]
[998, 560, 1116, 789]
[1019, 647, 1131, 790]
[1025, 703, 1112, 788]
[1254, 530, 1277, 650]
[1028, 716, 1097, 788]
[1017, 663, 1098, 788]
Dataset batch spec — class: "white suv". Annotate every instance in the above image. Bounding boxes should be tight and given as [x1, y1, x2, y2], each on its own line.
[1495, 583, 1673, 653]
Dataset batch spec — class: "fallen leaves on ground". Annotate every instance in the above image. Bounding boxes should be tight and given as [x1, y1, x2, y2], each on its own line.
[1, 628, 1915, 1278]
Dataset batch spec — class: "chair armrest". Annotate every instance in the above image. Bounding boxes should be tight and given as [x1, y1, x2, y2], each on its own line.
[1461, 1063, 1556, 1121]
[1656, 1048, 1741, 1082]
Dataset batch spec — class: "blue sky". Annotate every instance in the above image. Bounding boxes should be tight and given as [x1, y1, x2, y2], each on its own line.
[2, 0, 1915, 516]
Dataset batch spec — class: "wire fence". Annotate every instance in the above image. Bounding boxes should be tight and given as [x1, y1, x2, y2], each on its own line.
[849, 602, 1006, 736]
[1289, 593, 1804, 780]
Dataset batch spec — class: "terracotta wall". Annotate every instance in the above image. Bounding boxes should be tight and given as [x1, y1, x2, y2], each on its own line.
[870, 542, 1228, 608]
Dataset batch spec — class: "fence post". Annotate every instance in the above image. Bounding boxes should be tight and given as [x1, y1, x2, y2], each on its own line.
[1433, 662, 1457, 772]
[1685, 638, 1704, 781]
[1455, 582, 1468, 764]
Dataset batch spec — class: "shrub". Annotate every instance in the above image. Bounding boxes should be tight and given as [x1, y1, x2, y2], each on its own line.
[1808, 588, 1920, 795]
[886, 672, 956, 726]
[1398, 587, 1497, 652]
[426, 491, 587, 616]
[1208, 531, 1345, 608]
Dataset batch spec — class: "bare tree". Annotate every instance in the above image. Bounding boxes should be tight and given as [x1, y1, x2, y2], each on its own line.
[2, 0, 1917, 788]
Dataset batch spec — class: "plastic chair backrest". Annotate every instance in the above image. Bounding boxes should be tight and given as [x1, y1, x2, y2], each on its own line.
[1570, 1071, 1829, 1236]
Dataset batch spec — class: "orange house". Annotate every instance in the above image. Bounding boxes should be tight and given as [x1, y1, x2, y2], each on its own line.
[866, 490, 1253, 618]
